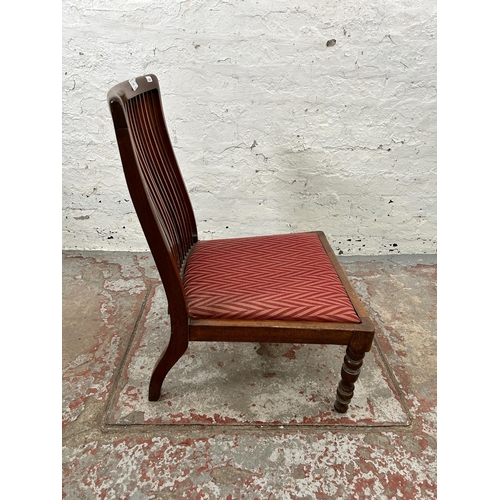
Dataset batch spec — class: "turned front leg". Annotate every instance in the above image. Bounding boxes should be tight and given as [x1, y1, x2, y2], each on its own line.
[334, 346, 366, 413]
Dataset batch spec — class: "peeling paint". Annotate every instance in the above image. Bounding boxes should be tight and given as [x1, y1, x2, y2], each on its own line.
[62, 0, 436, 255]
[63, 251, 436, 498]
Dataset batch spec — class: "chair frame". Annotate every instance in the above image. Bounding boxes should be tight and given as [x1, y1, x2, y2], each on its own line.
[108, 75, 375, 413]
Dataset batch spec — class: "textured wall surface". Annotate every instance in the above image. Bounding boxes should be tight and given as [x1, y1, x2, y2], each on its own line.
[62, 0, 437, 254]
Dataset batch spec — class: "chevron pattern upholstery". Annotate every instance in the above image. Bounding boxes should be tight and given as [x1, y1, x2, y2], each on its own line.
[183, 232, 361, 322]
[109, 75, 376, 410]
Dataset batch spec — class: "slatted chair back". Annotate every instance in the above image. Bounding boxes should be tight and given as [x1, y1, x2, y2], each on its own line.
[108, 74, 375, 412]
[107, 75, 197, 311]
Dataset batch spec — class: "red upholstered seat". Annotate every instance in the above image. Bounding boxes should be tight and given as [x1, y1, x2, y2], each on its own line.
[183, 232, 361, 323]
[109, 75, 375, 410]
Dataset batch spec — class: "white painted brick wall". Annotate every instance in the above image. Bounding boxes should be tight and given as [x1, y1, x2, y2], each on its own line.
[62, 0, 436, 255]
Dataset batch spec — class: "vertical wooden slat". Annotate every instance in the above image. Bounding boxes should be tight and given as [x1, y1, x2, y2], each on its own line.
[124, 89, 197, 271]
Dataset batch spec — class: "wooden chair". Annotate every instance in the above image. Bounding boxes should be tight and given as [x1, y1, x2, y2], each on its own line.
[107, 75, 375, 413]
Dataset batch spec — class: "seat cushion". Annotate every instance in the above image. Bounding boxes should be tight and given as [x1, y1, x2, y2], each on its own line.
[183, 232, 361, 323]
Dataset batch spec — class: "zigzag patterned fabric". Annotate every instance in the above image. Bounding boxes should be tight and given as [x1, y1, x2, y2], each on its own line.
[183, 232, 361, 323]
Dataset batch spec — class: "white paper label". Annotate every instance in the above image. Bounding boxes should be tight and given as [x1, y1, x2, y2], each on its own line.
[129, 78, 138, 91]
[146, 75, 153, 83]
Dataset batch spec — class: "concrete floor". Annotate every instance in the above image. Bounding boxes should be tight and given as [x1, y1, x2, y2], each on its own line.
[62, 251, 436, 499]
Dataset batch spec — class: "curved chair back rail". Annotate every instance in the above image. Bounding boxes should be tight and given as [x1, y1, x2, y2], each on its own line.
[108, 75, 197, 314]
[108, 75, 376, 413]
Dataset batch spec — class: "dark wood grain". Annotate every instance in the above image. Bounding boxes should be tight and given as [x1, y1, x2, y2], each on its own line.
[108, 75, 376, 412]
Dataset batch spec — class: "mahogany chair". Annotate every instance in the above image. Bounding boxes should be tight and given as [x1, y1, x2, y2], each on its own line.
[107, 75, 375, 413]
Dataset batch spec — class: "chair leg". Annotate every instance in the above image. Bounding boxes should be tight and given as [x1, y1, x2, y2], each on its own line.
[334, 346, 366, 413]
[148, 330, 188, 401]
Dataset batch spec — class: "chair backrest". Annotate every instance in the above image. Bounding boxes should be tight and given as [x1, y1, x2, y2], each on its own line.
[107, 75, 197, 311]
